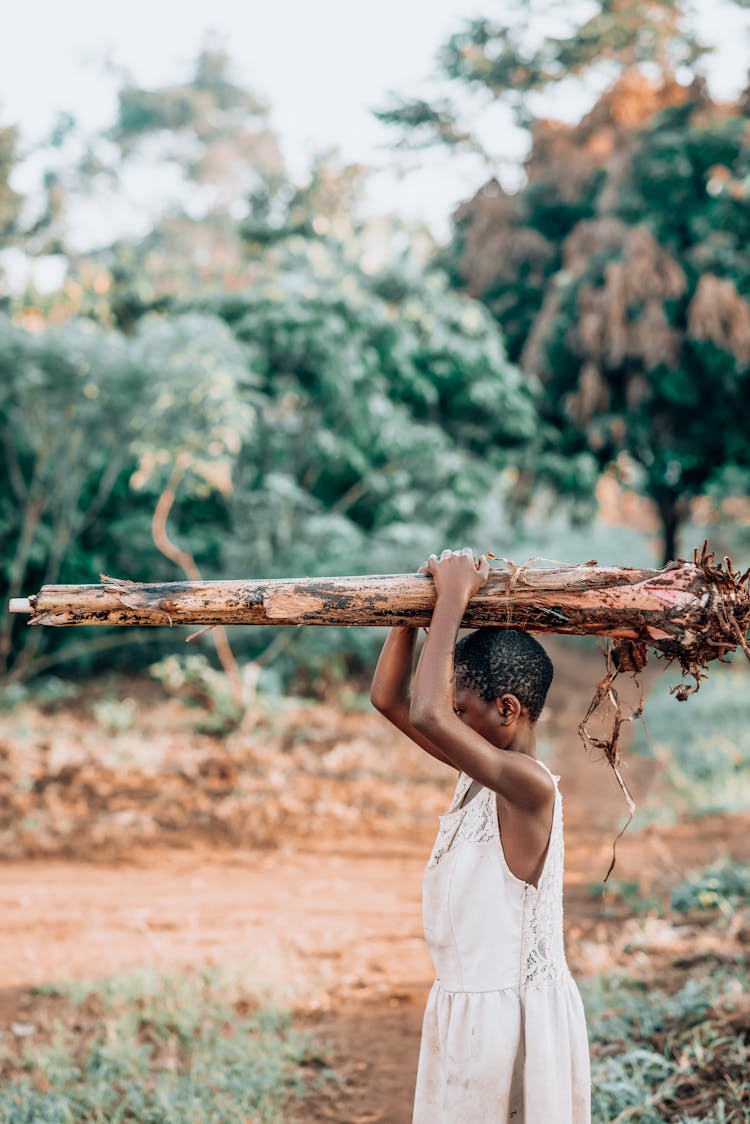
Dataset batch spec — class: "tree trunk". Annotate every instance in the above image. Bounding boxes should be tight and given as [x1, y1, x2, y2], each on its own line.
[11, 550, 750, 678]
[655, 492, 688, 568]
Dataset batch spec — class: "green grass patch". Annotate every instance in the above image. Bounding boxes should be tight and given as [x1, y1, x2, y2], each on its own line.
[587, 858, 750, 923]
[582, 965, 750, 1123]
[670, 858, 750, 916]
[588, 878, 664, 916]
[0, 965, 340, 1123]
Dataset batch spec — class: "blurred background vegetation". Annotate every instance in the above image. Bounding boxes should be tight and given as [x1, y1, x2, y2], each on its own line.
[2, 0, 750, 701]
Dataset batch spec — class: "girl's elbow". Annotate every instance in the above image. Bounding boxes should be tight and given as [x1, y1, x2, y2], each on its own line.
[409, 700, 438, 734]
[370, 691, 387, 714]
[370, 690, 396, 717]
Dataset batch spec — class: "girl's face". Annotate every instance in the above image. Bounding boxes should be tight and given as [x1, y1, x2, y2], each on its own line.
[452, 681, 514, 750]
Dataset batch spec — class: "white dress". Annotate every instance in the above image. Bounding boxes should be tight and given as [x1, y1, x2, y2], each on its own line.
[412, 758, 591, 1123]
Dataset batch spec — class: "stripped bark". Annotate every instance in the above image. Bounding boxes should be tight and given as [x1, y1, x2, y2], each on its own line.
[14, 545, 750, 681]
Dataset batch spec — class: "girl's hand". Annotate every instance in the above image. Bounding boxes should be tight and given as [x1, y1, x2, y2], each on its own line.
[423, 547, 490, 602]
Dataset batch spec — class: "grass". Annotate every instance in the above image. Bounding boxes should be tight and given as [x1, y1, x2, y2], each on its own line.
[582, 964, 750, 1123]
[589, 878, 664, 916]
[670, 858, 750, 915]
[588, 857, 750, 920]
[0, 965, 341, 1123]
[580, 855, 750, 1121]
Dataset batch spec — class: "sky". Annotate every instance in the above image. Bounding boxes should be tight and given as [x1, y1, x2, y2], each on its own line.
[1, 0, 749, 248]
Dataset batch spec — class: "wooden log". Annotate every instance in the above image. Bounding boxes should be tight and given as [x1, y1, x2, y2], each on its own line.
[9, 549, 750, 677]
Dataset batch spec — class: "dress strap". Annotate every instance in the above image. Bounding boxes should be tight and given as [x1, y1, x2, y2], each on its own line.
[447, 770, 474, 814]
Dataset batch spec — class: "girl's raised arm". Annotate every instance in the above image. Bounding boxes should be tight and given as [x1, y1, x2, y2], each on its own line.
[410, 549, 552, 810]
[370, 624, 457, 769]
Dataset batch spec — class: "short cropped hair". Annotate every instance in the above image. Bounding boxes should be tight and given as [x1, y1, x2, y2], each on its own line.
[454, 628, 553, 721]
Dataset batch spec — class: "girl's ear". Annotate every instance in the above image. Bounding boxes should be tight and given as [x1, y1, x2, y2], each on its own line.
[495, 693, 522, 725]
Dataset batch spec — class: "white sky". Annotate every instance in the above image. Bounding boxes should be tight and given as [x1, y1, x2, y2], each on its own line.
[1, 0, 749, 244]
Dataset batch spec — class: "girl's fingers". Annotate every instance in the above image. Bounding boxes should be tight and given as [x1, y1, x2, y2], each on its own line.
[436, 547, 476, 561]
[430, 548, 483, 569]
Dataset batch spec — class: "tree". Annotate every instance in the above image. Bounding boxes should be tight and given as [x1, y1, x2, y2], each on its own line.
[1, 235, 537, 683]
[379, 0, 750, 561]
[0, 315, 149, 679]
[375, 0, 710, 152]
[0, 117, 25, 301]
[0, 121, 22, 244]
[103, 43, 289, 319]
[446, 70, 697, 363]
[5, 44, 301, 328]
[199, 235, 539, 577]
[520, 91, 750, 563]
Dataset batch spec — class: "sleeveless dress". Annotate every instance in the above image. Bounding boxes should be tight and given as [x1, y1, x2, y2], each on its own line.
[412, 758, 591, 1123]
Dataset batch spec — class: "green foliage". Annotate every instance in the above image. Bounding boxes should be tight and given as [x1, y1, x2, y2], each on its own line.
[198, 243, 537, 579]
[212, 255, 535, 544]
[0, 314, 150, 678]
[582, 967, 750, 1123]
[525, 94, 750, 557]
[113, 46, 276, 165]
[0, 675, 80, 713]
[2, 44, 541, 691]
[523, 176, 602, 244]
[589, 878, 663, 916]
[149, 653, 254, 735]
[0, 121, 22, 244]
[372, 97, 477, 152]
[1, 229, 536, 686]
[468, 100, 750, 560]
[617, 111, 750, 269]
[670, 858, 750, 914]
[380, 3, 750, 561]
[0, 965, 339, 1123]
[128, 311, 257, 499]
[376, 0, 709, 149]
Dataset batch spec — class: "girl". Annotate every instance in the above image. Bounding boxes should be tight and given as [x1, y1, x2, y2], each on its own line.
[370, 547, 591, 1123]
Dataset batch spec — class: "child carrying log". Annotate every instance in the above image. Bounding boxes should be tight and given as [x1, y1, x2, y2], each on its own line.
[370, 547, 591, 1123]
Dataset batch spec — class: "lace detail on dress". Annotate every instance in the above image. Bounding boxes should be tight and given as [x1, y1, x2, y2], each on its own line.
[521, 768, 570, 989]
[426, 779, 496, 869]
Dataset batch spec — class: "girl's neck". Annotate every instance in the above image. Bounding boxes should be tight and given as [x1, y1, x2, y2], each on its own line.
[507, 726, 536, 757]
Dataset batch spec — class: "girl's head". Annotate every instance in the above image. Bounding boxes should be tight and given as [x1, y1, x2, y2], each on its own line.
[453, 628, 553, 749]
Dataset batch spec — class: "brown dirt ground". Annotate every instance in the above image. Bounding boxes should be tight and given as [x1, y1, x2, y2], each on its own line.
[1, 639, 749, 1122]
